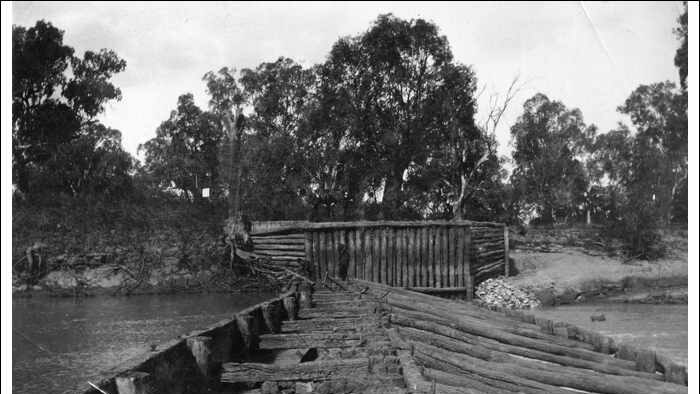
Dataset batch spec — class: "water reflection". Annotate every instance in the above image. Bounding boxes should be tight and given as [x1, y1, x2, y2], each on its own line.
[12, 292, 273, 394]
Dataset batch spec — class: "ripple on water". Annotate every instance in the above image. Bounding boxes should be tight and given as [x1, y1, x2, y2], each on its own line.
[12, 292, 273, 394]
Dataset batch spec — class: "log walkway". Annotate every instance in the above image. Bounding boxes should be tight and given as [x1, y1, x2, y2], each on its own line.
[98, 278, 687, 394]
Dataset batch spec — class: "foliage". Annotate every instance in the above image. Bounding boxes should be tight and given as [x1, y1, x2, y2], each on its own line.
[510, 93, 594, 224]
[139, 94, 224, 201]
[12, 20, 132, 197]
[674, 2, 688, 90]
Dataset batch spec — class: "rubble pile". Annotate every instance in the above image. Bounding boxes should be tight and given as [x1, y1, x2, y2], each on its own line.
[476, 277, 541, 309]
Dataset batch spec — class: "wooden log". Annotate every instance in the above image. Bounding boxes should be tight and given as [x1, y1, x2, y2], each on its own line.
[115, 372, 152, 394]
[259, 332, 362, 349]
[299, 310, 365, 319]
[503, 225, 509, 277]
[397, 324, 662, 380]
[304, 232, 313, 278]
[282, 317, 372, 332]
[465, 228, 473, 300]
[235, 313, 257, 352]
[319, 231, 327, 279]
[414, 341, 686, 394]
[261, 301, 282, 333]
[221, 358, 369, 383]
[422, 367, 519, 394]
[655, 353, 688, 384]
[407, 287, 468, 294]
[253, 243, 305, 250]
[413, 342, 571, 394]
[283, 296, 298, 321]
[312, 231, 321, 280]
[636, 348, 657, 373]
[186, 336, 213, 377]
[455, 227, 464, 288]
[354, 229, 363, 280]
[254, 249, 307, 257]
[299, 283, 313, 309]
[373, 228, 381, 283]
[386, 294, 599, 353]
[364, 229, 372, 281]
[411, 228, 420, 287]
[348, 229, 356, 279]
[380, 227, 388, 285]
[427, 227, 435, 287]
[441, 226, 449, 287]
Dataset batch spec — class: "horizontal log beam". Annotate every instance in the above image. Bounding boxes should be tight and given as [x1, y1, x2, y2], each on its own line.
[259, 332, 363, 349]
[221, 358, 369, 383]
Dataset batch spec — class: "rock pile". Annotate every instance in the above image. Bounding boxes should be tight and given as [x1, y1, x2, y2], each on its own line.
[476, 277, 540, 309]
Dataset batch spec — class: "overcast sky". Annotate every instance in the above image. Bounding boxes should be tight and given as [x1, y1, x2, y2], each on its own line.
[12, 1, 685, 160]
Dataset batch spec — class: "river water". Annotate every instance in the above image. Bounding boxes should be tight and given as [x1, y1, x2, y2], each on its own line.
[12, 292, 273, 394]
[533, 303, 688, 366]
[13, 295, 688, 393]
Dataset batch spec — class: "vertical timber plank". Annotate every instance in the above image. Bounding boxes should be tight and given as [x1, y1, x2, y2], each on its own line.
[437, 226, 444, 288]
[425, 227, 435, 287]
[407, 228, 416, 287]
[318, 231, 326, 279]
[465, 227, 473, 300]
[373, 228, 381, 283]
[387, 227, 395, 286]
[504, 225, 510, 277]
[456, 226, 464, 288]
[348, 229, 356, 279]
[364, 229, 372, 281]
[419, 227, 427, 287]
[304, 231, 313, 279]
[312, 231, 320, 281]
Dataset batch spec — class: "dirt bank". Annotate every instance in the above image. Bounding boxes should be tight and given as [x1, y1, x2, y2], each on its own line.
[506, 249, 687, 306]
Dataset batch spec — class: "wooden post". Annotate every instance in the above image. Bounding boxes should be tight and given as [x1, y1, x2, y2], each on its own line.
[299, 283, 313, 309]
[186, 336, 213, 377]
[261, 301, 282, 333]
[304, 232, 314, 279]
[635, 349, 657, 373]
[503, 224, 510, 277]
[236, 313, 256, 352]
[283, 296, 298, 321]
[115, 371, 151, 394]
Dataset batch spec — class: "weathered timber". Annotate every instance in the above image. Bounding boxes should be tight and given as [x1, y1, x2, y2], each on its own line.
[186, 336, 212, 377]
[220, 358, 369, 383]
[115, 372, 152, 394]
[258, 332, 362, 349]
[282, 317, 374, 333]
[235, 313, 257, 352]
[407, 286, 468, 294]
[414, 341, 686, 394]
[283, 296, 298, 321]
[398, 325, 662, 380]
[261, 301, 282, 333]
[413, 342, 572, 394]
[503, 225, 509, 277]
[299, 309, 365, 319]
[299, 283, 313, 309]
[422, 367, 518, 394]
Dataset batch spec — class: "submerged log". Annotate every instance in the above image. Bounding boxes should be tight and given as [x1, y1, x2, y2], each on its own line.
[221, 358, 369, 383]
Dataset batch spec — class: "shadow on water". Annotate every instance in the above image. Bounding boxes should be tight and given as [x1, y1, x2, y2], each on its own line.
[12, 292, 274, 394]
[533, 303, 688, 366]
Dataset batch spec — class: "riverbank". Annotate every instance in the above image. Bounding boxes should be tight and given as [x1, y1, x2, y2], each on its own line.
[506, 249, 687, 306]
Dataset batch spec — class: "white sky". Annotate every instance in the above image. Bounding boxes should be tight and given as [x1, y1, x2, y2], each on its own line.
[12, 1, 685, 160]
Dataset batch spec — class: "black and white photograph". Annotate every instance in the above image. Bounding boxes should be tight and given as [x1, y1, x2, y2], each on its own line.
[2, 2, 697, 393]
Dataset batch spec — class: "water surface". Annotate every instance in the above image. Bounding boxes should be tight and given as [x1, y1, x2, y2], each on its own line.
[12, 292, 273, 394]
[533, 303, 687, 365]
